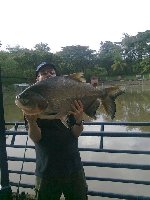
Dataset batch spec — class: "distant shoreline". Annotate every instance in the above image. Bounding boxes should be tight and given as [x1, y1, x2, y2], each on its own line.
[99, 79, 150, 86]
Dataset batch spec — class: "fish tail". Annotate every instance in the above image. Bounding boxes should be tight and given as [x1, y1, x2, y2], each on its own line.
[101, 86, 125, 119]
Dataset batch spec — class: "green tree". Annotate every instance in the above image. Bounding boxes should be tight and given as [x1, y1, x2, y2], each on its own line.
[140, 57, 150, 73]
[98, 41, 122, 76]
[121, 30, 150, 74]
[56, 45, 96, 75]
[34, 42, 51, 52]
[5, 44, 56, 81]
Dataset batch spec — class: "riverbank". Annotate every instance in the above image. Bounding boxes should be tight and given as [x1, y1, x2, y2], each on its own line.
[100, 78, 150, 87]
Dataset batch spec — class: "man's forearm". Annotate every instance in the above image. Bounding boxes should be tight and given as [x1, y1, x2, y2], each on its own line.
[28, 121, 41, 143]
[71, 123, 83, 138]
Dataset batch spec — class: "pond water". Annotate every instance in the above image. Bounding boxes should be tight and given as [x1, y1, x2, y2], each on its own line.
[3, 83, 150, 199]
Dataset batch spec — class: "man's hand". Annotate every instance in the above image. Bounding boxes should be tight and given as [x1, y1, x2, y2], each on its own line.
[23, 113, 41, 143]
[69, 100, 84, 124]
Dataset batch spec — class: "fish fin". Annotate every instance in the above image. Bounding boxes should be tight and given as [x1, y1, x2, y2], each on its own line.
[101, 86, 125, 119]
[105, 86, 125, 98]
[85, 99, 100, 119]
[68, 72, 86, 82]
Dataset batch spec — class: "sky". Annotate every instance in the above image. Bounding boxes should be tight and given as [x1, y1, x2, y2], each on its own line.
[0, 0, 150, 52]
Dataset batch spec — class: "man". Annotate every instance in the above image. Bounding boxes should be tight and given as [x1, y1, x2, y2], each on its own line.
[24, 62, 88, 200]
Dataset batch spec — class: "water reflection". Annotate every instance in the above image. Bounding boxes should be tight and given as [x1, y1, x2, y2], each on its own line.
[115, 85, 150, 124]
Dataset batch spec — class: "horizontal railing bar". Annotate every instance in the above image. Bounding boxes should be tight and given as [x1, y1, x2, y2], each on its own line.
[5, 121, 150, 126]
[6, 144, 150, 155]
[6, 145, 150, 155]
[88, 190, 150, 200]
[10, 182, 34, 189]
[5, 130, 150, 137]
[86, 176, 150, 185]
[84, 121, 150, 126]
[5, 131, 28, 135]
[8, 156, 35, 162]
[8, 169, 150, 185]
[5, 122, 25, 125]
[6, 144, 35, 149]
[79, 148, 150, 154]
[83, 161, 150, 170]
[81, 131, 150, 137]
[8, 157, 150, 170]
[8, 170, 34, 176]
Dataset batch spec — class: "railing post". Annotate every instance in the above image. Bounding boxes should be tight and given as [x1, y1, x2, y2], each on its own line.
[10, 123, 18, 145]
[99, 124, 104, 149]
[0, 66, 12, 199]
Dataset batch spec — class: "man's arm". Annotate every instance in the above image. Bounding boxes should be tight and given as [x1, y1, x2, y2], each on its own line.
[71, 122, 84, 137]
[24, 114, 42, 143]
[69, 100, 84, 138]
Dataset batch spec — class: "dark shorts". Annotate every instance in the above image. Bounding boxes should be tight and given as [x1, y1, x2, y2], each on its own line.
[35, 169, 88, 200]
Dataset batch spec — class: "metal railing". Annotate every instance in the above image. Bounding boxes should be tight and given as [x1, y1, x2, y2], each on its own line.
[2, 121, 150, 199]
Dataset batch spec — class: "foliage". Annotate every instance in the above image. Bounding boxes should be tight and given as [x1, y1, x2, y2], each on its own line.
[0, 30, 150, 85]
[140, 57, 150, 73]
[56, 45, 96, 75]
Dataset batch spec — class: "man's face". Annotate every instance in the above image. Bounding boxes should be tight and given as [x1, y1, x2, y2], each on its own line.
[36, 67, 56, 82]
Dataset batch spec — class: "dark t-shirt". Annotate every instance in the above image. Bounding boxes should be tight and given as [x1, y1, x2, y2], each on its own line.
[34, 118, 82, 178]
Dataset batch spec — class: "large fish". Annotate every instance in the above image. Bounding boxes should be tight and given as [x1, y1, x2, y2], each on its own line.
[15, 73, 124, 120]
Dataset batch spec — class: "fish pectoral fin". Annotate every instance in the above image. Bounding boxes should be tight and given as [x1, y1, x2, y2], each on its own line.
[68, 72, 86, 82]
[101, 97, 116, 120]
[101, 86, 125, 119]
[85, 99, 100, 119]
